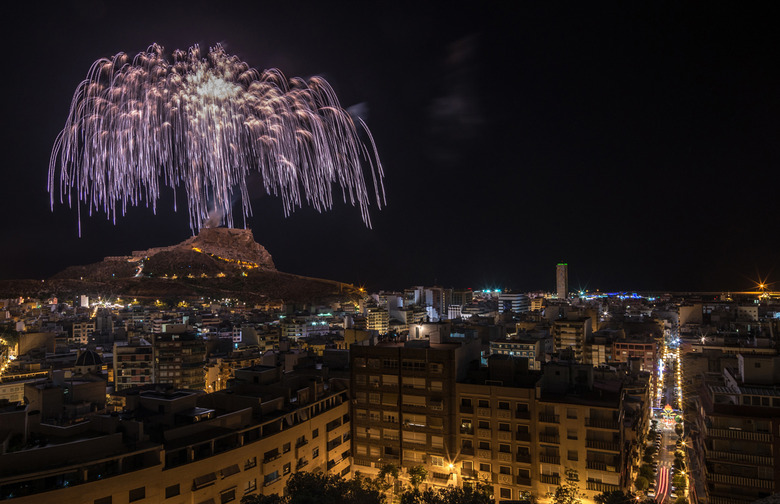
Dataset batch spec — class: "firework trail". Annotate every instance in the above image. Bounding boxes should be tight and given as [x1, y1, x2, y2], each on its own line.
[49, 44, 385, 234]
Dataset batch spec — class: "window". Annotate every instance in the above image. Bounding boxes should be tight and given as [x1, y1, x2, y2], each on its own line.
[165, 484, 180, 499]
[244, 479, 257, 493]
[499, 443, 510, 453]
[383, 374, 398, 386]
[383, 358, 398, 368]
[313, 447, 320, 458]
[220, 488, 236, 504]
[567, 429, 577, 440]
[264, 471, 279, 485]
[478, 441, 491, 450]
[431, 456, 444, 466]
[429, 362, 443, 373]
[244, 457, 257, 469]
[129, 487, 145, 502]
[500, 488, 512, 499]
[354, 358, 366, 368]
[479, 463, 491, 472]
[478, 420, 490, 429]
[383, 411, 397, 423]
[567, 408, 578, 419]
[283, 442, 291, 453]
[568, 450, 578, 461]
[382, 393, 398, 406]
[405, 414, 426, 427]
[499, 422, 510, 432]
[431, 435, 444, 448]
[313, 429, 319, 438]
[478, 399, 489, 408]
[94, 498, 112, 504]
[368, 358, 381, 368]
[403, 394, 426, 407]
[498, 401, 509, 410]
[283, 462, 291, 475]
[499, 465, 511, 475]
[461, 398, 472, 407]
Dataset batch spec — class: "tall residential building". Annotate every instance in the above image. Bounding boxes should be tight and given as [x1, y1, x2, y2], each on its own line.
[113, 339, 154, 391]
[350, 334, 481, 486]
[556, 263, 568, 300]
[552, 317, 592, 362]
[153, 333, 207, 390]
[367, 307, 390, 334]
[454, 359, 633, 501]
[690, 353, 780, 504]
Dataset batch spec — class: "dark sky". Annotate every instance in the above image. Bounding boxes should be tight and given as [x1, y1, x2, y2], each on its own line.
[2, 1, 779, 293]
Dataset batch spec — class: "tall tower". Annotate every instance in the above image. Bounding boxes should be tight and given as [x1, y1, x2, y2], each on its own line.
[556, 263, 568, 299]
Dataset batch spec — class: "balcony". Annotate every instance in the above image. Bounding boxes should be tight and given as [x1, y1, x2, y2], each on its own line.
[707, 428, 771, 443]
[263, 475, 281, 487]
[460, 427, 474, 435]
[263, 453, 281, 464]
[477, 407, 491, 417]
[460, 446, 475, 456]
[706, 472, 774, 490]
[707, 450, 774, 466]
[516, 475, 532, 486]
[516, 453, 531, 464]
[586, 417, 620, 430]
[586, 439, 620, 452]
[539, 434, 560, 444]
[586, 481, 620, 493]
[540, 474, 560, 485]
[515, 432, 531, 442]
[477, 429, 491, 438]
[586, 460, 618, 472]
[296, 439, 308, 448]
[539, 454, 560, 465]
[539, 413, 560, 424]
[462, 469, 477, 479]
[515, 410, 531, 420]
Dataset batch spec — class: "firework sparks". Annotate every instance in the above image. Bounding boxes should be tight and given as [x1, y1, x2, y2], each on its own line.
[49, 44, 385, 234]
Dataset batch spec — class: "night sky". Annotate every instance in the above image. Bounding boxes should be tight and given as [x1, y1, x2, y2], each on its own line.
[2, 1, 779, 293]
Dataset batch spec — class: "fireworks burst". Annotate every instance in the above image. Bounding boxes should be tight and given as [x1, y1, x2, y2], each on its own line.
[49, 43, 385, 234]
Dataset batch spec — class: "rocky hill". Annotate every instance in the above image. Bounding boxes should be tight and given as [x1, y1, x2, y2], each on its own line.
[0, 228, 359, 305]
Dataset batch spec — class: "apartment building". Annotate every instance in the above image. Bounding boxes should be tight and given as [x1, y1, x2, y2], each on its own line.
[690, 354, 780, 504]
[350, 334, 481, 485]
[0, 367, 350, 503]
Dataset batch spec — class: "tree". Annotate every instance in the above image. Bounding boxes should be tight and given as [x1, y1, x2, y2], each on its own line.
[407, 465, 428, 490]
[634, 475, 649, 492]
[673, 497, 687, 504]
[398, 481, 494, 504]
[639, 464, 654, 481]
[595, 490, 641, 504]
[241, 472, 385, 504]
[547, 468, 585, 504]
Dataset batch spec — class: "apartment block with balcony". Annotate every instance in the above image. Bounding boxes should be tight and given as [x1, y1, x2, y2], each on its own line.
[690, 354, 780, 504]
[552, 317, 592, 363]
[455, 356, 539, 502]
[535, 362, 627, 500]
[349, 333, 481, 486]
[0, 366, 350, 504]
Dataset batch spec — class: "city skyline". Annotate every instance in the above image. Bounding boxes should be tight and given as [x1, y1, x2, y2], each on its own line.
[2, 2, 779, 293]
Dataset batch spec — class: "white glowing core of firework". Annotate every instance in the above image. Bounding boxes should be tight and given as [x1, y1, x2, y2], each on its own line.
[190, 69, 241, 101]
